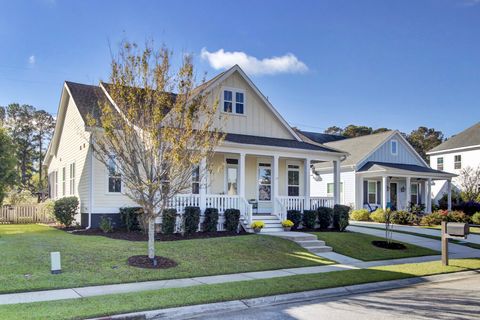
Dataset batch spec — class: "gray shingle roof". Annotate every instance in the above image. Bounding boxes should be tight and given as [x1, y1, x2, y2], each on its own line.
[65, 81, 108, 124]
[428, 122, 480, 153]
[358, 161, 456, 178]
[224, 133, 343, 152]
[298, 130, 347, 144]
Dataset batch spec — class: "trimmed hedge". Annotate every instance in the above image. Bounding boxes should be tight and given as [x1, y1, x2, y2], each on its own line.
[224, 209, 240, 232]
[370, 208, 386, 223]
[472, 212, 480, 225]
[119, 207, 143, 232]
[184, 206, 201, 234]
[162, 208, 177, 234]
[350, 209, 370, 221]
[203, 208, 219, 232]
[302, 210, 317, 229]
[54, 196, 79, 227]
[391, 210, 416, 225]
[287, 210, 302, 230]
[333, 204, 350, 231]
[317, 207, 333, 229]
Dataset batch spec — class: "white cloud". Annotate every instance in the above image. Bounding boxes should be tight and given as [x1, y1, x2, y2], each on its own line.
[200, 48, 308, 75]
[28, 55, 36, 65]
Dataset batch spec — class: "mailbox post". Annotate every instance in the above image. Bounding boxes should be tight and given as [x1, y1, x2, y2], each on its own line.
[441, 221, 448, 266]
[441, 222, 470, 266]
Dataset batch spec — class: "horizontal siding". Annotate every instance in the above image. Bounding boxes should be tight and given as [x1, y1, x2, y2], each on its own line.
[311, 170, 355, 207]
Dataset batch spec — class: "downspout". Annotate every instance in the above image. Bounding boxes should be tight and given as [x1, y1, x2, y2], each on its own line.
[87, 136, 94, 229]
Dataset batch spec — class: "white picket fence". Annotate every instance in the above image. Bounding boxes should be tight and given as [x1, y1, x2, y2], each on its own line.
[0, 205, 54, 224]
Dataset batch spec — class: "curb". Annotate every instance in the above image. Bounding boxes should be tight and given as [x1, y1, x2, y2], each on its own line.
[91, 269, 480, 320]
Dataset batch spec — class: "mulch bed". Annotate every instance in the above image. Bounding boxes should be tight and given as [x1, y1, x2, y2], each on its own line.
[67, 228, 250, 242]
[127, 255, 178, 269]
[372, 240, 407, 250]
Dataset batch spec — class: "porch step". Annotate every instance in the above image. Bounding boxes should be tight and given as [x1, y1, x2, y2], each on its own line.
[261, 231, 333, 254]
[296, 240, 327, 248]
[307, 246, 333, 253]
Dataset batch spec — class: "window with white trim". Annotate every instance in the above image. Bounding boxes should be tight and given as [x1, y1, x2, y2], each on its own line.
[391, 140, 398, 155]
[327, 182, 344, 196]
[287, 164, 300, 196]
[368, 181, 377, 204]
[454, 155, 462, 170]
[54, 170, 58, 199]
[107, 155, 121, 193]
[69, 163, 75, 195]
[258, 163, 271, 201]
[222, 89, 245, 114]
[191, 166, 199, 194]
[411, 183, 418, 204]
[62, 167, 66, 196]
[437, 157, 444, 171]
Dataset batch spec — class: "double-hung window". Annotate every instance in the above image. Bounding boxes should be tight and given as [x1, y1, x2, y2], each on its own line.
[327, 182, 344, 197]
[437, 157, 444, 171]
[69, 163, 75, 195]
[191, 166, 200, 194]
[222, 89, 245, 115]
[62, 167, 66, 196]
[368, 181, 377, 204]
[410, 183, 419, 204]
[287, 164, 300, 196]
[108, 155, 121, 193]
[454, 155, 462, 170]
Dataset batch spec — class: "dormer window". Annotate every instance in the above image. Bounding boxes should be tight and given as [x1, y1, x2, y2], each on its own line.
[222, 88, 245, 115]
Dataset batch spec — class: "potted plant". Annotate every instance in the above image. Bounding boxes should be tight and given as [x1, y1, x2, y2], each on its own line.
[250, 221, 265, 233]
[281, 219, 294, 231]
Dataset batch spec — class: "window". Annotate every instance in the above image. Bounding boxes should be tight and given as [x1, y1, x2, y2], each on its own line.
[54, 171, 58, 199]
[437, 157, 444, 171]
[287, 164, 300, 196]
[411, 183, 418, 204]
[327, 182, 344, 196]
[368, 181, 377, 204]
[62, 167, 66, 196]
[107, 155, 121, 193]
[69, 163, 75, 195]
[391, 140, 398, 155]
[258, 163, 271, 201]
[222, 89, 245, 114]
[191, 166, 199, 194]
[454, 155, 462, 170]
[226, 158, 239, 195]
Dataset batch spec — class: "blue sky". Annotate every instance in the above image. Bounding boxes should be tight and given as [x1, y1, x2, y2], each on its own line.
[0, 0, 479, 137]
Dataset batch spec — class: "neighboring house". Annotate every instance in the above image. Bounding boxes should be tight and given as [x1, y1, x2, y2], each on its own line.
[300, 130, 455, 213]
[427, 122, 480, 204]
[43, 65, 347, 230]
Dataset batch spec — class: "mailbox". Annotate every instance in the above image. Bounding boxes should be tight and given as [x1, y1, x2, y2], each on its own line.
[446, 223, 469, 238]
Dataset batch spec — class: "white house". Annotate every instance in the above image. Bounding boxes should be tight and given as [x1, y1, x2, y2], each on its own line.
[43, 65, 347, 231]
[427, 122, 480, 204]
[301, 130, 455, 213]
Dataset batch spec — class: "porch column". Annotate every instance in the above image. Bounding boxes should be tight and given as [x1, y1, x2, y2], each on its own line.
[358, 175, 364, 210]
[447, 179, 452, 211]
[199, 157, 207, 211]
[273, 155, 280, 214]
[239, 153, 246, 198]
[406, 177, 411, 210]
[333, 160, 341, 205]
[382, 176, 388, 210]
[304, 158, 311, 210]
[426, 178, 432, 213]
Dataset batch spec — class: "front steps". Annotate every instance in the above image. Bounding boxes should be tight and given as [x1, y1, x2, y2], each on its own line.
[263, 231, 333, 254]
[242, 214, 284, 233]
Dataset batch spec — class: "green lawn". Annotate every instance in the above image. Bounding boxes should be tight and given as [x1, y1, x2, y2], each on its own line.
[1, 258, 479, 320]
[312, 231, 439, 261]
[0, 224, 332, 294]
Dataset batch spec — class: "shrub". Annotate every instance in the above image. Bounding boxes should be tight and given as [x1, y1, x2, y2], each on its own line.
[471, 212, 480, 225]
[251, 221, 265, 230]
[99, 215, 114, 233]
[420, 211, 445, 226]
[408, 202, 425, 215]
[333, 204, 350, 231]
[53, 196, 79, 227]
[184, 206, 200, 234]
[39, 199, 55, 220]
[317, 207, 333, 229]
[281, 219, 294, 228]
[350, 209, 370, 221]
[454, 201, 480, 216]
[447, 210, 469, 223]
[287, 210, 302, 230]
[203, 208, 219, 232]
[224, 209, 240, 232]
[302, 210, 317, 229]
[370, 208, 385, 223]
[162, 208, 177, 234]
[119, 207, 143, 232]
[391, 210, 414, 225]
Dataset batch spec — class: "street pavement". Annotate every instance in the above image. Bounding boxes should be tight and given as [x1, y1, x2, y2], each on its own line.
[195, 274, 480, 320]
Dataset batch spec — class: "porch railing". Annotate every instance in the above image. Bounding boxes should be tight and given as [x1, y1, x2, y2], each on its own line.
[310, 197, 334, 210]
[278, 196, 305, 212]
[239, 197, 253, 226]
[274, 198, 287, 221]
[206, 195, 242, 214]
[167, 194, 200, 213]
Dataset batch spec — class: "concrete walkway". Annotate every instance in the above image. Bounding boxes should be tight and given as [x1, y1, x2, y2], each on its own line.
[351, 221, 480, 245]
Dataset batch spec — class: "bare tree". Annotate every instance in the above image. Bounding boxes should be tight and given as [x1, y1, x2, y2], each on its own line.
[88, 41, 224, 263]
[458, 166, 480, 202]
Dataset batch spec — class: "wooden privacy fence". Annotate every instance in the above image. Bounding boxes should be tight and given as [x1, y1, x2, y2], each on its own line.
[0, 205, 55, 224]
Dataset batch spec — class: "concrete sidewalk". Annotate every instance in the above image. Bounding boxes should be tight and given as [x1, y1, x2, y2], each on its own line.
[351, 221, 480, 245]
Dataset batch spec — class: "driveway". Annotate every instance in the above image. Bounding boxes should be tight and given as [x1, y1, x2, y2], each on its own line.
[194, 274, 480, 320]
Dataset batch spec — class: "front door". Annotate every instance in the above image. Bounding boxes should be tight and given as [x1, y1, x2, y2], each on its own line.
[389, 182, 398, 210]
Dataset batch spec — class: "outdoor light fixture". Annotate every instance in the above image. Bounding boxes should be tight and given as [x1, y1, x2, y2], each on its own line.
[50, 252, 61, 274]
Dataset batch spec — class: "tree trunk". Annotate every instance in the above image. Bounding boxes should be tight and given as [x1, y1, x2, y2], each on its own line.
[148, 216, 156, 260]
